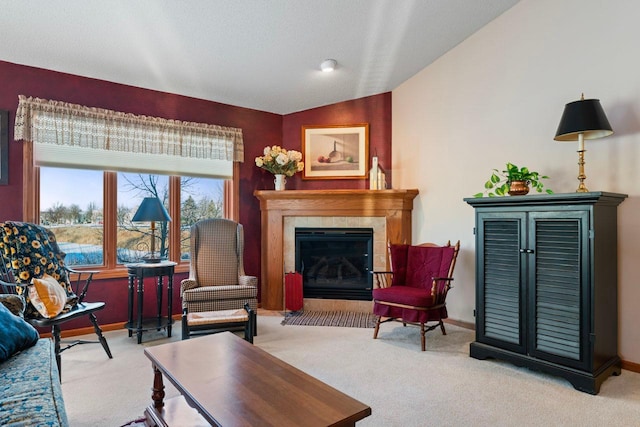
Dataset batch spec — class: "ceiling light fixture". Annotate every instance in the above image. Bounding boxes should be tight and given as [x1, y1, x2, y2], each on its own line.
[320, 59, 337, 72]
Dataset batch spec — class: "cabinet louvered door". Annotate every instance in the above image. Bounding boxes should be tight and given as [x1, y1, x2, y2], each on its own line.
[476, 212, 527, 354]
[528, 211, 589, 370]
[467, 192, 626, 394]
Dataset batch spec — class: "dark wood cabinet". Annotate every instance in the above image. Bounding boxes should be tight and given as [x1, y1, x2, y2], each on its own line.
[464, 192, 626, 394]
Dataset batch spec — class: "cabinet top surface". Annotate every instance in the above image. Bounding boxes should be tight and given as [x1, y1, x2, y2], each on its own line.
[464, 191, 627, 207]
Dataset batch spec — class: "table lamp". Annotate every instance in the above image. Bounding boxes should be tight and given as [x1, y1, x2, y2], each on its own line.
[554, 94, 613, 192]
[131, 197, 171, 263]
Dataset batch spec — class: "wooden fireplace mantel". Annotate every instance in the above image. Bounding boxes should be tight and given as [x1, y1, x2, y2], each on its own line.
[254, 189, 419, 310]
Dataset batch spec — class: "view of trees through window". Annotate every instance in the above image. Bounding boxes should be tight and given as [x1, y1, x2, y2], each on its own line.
[40, 167, 224, 266]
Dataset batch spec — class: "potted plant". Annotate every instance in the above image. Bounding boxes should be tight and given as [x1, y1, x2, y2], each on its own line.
[474, 162, 553, 197]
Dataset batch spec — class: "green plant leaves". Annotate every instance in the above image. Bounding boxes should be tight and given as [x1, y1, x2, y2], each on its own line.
[474, 162, 553, 198]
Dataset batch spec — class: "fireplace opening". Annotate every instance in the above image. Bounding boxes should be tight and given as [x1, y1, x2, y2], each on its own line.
[295, 227, 373, 301]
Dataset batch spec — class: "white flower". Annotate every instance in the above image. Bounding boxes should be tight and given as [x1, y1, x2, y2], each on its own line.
[275, 153, 288, 165]
[255, 145, 304, 177]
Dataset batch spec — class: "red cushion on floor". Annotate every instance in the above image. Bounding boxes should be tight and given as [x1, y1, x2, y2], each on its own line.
[372, 286, 435, 307]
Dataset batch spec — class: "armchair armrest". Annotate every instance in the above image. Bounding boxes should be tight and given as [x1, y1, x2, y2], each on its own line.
[239, 275, 258, 287]
[370, 271, 394, 289]
[64, 266, 99, 303]
[0, 278, 20, 293]
[180, 279, 199, 295]
[430, 276, 454, 299]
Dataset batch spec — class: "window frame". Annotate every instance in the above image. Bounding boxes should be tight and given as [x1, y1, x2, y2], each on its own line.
[22, 141, 238, 278]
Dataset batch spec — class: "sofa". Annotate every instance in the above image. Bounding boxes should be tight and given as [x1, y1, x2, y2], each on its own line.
[0, 298, 69, 426]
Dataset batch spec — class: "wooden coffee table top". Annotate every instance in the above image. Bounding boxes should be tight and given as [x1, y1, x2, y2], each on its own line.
[144, 332, 371, 426]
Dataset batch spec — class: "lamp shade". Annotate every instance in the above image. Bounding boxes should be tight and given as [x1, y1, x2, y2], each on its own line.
[554, 98, 613, 141]
[131, 197, 171, 222]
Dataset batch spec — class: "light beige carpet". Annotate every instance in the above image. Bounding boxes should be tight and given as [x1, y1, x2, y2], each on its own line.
[61, 313, 640, 426]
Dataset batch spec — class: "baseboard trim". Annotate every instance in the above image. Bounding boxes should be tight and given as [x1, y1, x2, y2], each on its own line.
[444, 318, 475, 330]
[38, 314, 183, 339]
[621, 360, 640, 373]
[37, 314, 640, 374]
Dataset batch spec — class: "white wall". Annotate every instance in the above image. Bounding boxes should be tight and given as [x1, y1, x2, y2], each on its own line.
[393, 0, 640, 364]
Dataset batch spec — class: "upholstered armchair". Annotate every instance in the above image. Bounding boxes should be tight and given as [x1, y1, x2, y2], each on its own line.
[372, 241, 460, 351]
[180, 219, 258, 335]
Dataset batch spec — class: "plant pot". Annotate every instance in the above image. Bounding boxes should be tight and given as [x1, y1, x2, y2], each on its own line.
[508, 180, 530, 196]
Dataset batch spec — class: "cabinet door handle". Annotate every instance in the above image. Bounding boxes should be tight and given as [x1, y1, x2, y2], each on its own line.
[519, 249, 534, 254]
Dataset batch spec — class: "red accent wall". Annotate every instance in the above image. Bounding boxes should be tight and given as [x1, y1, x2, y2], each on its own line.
[280, 93, 392, 190]
[0, 60, 391, 329]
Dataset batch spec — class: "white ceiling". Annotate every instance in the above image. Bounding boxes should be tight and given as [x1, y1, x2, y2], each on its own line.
[1, 0, 520, 115]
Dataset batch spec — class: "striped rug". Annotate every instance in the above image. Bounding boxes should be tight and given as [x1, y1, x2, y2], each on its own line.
[281, 311, 377, 328]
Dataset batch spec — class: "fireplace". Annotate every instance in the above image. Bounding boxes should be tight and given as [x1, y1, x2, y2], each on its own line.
[255, 189, 418, 310]
[295, 228, 373, 300]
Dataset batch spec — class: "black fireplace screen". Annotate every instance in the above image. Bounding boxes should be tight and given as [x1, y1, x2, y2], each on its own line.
[295, 228, 373, 300]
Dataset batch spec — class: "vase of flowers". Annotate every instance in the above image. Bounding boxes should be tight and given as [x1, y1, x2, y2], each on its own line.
[274, 174, 286, 190]
[255, 145, 304, 190]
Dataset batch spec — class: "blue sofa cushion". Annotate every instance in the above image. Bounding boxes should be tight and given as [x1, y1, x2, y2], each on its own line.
[0, 302, 39, 363]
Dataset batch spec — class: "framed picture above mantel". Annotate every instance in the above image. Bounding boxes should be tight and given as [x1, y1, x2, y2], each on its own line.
[301, 123, 369, 180]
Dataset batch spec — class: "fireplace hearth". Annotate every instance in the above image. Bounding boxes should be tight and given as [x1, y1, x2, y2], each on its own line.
[295, 228, 373, 300]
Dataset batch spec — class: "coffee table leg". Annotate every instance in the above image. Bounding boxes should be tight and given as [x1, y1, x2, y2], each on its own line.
[151, 364, 166, 410]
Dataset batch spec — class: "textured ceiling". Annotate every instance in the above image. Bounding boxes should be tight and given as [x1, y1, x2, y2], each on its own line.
[0, 0, 520, 114]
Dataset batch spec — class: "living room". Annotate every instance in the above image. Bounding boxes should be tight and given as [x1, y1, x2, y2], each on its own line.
[1, 0, 640, 425]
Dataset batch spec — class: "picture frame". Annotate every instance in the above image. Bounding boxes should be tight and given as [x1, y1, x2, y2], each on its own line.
[0, 110, 8, 185]
[301, 123, 369, 180]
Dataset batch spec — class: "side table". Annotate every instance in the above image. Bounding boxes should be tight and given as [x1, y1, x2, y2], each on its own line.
[125, 261, 177, 344]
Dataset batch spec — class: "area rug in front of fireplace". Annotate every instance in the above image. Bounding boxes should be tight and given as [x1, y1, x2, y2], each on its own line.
[281, 311, 376, 328]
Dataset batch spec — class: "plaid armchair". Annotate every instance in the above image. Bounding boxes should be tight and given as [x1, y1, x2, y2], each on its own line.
[180, 219, 258, 332]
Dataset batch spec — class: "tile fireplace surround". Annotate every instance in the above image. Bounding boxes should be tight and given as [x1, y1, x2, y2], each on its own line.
[254, 189, 419, 310]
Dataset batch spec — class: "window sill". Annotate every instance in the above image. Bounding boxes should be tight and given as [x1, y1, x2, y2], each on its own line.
[73, 262, 190, 280]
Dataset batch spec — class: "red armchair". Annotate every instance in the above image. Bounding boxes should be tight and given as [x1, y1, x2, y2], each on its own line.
[372, 241, 460, 351]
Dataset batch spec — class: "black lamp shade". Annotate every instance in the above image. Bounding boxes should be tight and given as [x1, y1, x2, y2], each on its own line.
[554, 98, 613, 141]
[132, 197, 171, 222]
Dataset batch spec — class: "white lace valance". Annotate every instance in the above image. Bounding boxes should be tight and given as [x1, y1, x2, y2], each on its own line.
[14, 95, 244, 162]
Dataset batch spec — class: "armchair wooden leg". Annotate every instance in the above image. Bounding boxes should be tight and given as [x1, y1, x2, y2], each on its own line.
[420, 323, 426, 351]
[182, 308, 190, 340]
[252, 310, 258, 337]
[373, 316, 381, 339]
[89, 313, 112, 359]
[439, 320, 447, 335]
[243, 303, 255, 344]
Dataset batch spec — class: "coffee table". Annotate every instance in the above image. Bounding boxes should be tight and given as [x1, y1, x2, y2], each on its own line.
[143, 332, 371, 426]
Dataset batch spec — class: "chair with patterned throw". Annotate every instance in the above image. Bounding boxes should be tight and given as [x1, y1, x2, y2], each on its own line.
[180, 218, 258, 337]
[372, 240, 460, 351]
[0, 221, 112, 378]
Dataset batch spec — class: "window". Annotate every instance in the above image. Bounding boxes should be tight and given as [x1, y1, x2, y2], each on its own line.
[39, 167, 225, 269]
[180, 176, 225, 260]
[17, 95, 242, 273]
[40, 168, 104, 266]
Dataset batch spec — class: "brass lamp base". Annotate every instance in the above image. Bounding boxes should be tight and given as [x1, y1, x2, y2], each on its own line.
[576, 149, 589, 193]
